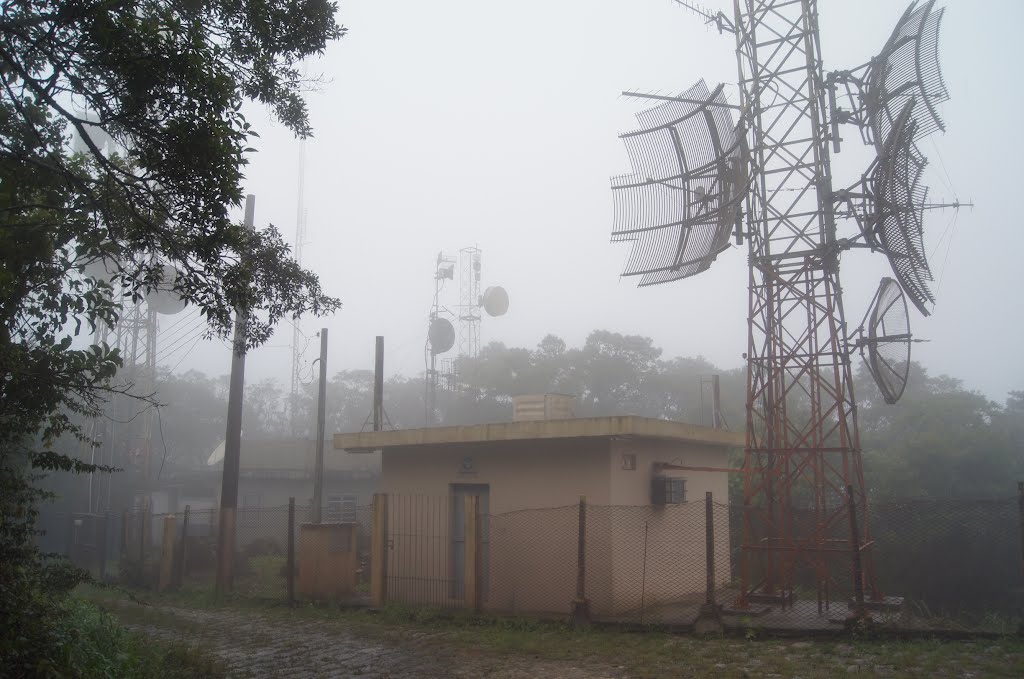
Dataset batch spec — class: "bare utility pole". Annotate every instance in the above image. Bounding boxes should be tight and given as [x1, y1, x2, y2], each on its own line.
[311, 328, 328, 523]
[373, 336, 384, 432]
[216, 194, 255, 594]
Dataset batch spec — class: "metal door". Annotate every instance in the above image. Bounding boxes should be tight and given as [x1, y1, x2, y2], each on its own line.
[450, 483, 489, 599]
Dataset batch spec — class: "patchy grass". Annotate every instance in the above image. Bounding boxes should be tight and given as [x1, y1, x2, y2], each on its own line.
[45, 596, 227, 678]
[78, 585, 1024, 678]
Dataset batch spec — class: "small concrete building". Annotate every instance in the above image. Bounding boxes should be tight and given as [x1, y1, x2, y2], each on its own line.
[334, 398, 742, 618]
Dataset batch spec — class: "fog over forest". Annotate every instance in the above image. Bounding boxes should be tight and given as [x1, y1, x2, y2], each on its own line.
[91, 329, 1016, 505]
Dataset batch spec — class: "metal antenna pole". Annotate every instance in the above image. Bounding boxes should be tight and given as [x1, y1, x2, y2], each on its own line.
[373, 336, 384, 432]
[312, 328, 328, 523]
[289, 143, 308, 438]
[216, 194, 255, 594]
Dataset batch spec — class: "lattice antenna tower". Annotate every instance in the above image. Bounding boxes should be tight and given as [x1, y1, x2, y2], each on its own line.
[457, 246, 482, 360]
[290, 141, 309, 437]
[610, 0, 959, 613]
[81, 258, 188, 512]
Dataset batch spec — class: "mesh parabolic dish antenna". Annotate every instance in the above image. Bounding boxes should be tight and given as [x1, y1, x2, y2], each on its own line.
[865, 0, 949, 151]
[481, 286, 508, 317]
[866, 99, 934, 316]
[611, 79, 744, 286]
[145, 263, 188, 315]
[428, 317, 455, 355]
[858, 277, 913, 404]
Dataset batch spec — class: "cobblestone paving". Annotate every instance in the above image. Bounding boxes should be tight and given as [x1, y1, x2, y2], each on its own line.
[123, 605, 627, 679]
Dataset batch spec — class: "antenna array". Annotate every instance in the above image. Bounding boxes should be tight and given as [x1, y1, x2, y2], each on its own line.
[611, 0, 959, 613]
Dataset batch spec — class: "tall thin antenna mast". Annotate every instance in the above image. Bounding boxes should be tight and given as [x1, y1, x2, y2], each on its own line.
[457, 246, 482, 360]
[290, 141, 308, 437]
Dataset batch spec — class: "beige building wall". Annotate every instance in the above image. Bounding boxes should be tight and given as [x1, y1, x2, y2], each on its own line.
[377, 434, 736, 618]
[603, 439, 734, 616]
[382, 439, 610, 614]
[382, 439, 611, 511]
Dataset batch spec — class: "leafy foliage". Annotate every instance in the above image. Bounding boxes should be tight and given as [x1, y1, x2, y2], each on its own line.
[0, 0, 345, 674]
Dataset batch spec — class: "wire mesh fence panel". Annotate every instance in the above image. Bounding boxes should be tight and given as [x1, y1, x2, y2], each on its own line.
[867, 497, 1022, 634]
[179, 508, 219, 591]
[100, 491, 1022, 636]
[386, 494, 461, 609]
[586, 503, 712, 625]
[488, 505, 577, 616]
[231, 506, 291, 599]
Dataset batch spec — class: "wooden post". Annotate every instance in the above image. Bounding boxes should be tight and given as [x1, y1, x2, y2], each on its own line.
[370, 493, 388, 608]
[158, 515, 177, 591]
[705, 491, 715, 605]
[570, 495, 591, 627]
[1018, 482, 1023, 578]
[464, 494, 482, 613]
[120, 508, 128, 560]
[139, 504, 148, 568]
[98, 513, 109, 582]
[693, 492, 723, 635]
[1017, 482, 1023, 637]
[287, 497, 296, 606]
[65, 513, 75, 559]
[175, 505, 190, 587]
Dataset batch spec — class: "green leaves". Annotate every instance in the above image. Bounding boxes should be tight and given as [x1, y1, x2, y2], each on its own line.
[0, 4, 345, 672]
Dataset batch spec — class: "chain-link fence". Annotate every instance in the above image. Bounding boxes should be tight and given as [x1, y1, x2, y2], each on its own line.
[376, 491, 1022, 635]
[111, 502, 372, 604]
[81, 490, 1023, 635]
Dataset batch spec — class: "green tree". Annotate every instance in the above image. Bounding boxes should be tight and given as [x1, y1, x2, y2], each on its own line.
[0, 1, 345, 673]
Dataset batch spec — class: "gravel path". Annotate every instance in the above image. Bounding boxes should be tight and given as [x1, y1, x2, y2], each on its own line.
[120, 604, 626, 679]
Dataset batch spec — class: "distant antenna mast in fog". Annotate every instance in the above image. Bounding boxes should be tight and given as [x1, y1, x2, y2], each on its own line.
[289, 141, 308, 438]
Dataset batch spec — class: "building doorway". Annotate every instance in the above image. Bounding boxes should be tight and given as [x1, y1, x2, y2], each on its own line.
[450, 483, 489, 599]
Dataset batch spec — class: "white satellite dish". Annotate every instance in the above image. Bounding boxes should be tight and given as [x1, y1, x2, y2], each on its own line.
[481, 286, 509, 317]
[82, 256, 119, 286]
[146, 263, 188, 315]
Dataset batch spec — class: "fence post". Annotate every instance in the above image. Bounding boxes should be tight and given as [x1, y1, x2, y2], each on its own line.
[464, 494, 481, 613]
[570, 495, 591, 627]
[139, 504, 147, 569]
[847, 484, 867, 621]
[98, 513, 109, 582]
[694, 491, 723, 635]
[287, 497, 296, 606]
[65, 513, 75, 560]
[1018, 482, 1023, 578]
[158, 515, 177, 591]
[175, 505, 190, 587]
[120, 508, 128, 561]
[370, 493, 388, 608]
[1017, 482, 1023, 638]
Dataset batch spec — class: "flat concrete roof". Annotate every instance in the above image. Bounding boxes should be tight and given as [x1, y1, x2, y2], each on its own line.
[333, 415, 744, 452]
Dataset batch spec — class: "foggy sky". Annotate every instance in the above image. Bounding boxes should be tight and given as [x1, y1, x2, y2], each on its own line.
[163, 0, 1023, 407]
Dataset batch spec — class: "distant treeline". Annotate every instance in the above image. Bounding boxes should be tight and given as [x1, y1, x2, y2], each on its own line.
[144, 330, 1022, 501]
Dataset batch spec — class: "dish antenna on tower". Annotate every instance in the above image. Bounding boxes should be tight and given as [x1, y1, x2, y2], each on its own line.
[481, 286, 509, 317]
[853, 278, 914, 405]
[145, 263, 187, 316]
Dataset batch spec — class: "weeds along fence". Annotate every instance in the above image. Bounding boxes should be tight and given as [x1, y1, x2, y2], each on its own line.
[83, 489, 1024, 635]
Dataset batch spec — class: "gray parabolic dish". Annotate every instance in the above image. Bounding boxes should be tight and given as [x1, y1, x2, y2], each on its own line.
[428, 317, 455, 355]
[865, 277, 912, 405]
[82, 256, 119, 286]
[146, 263, 188, 315]
[482, 286, 509, 317]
